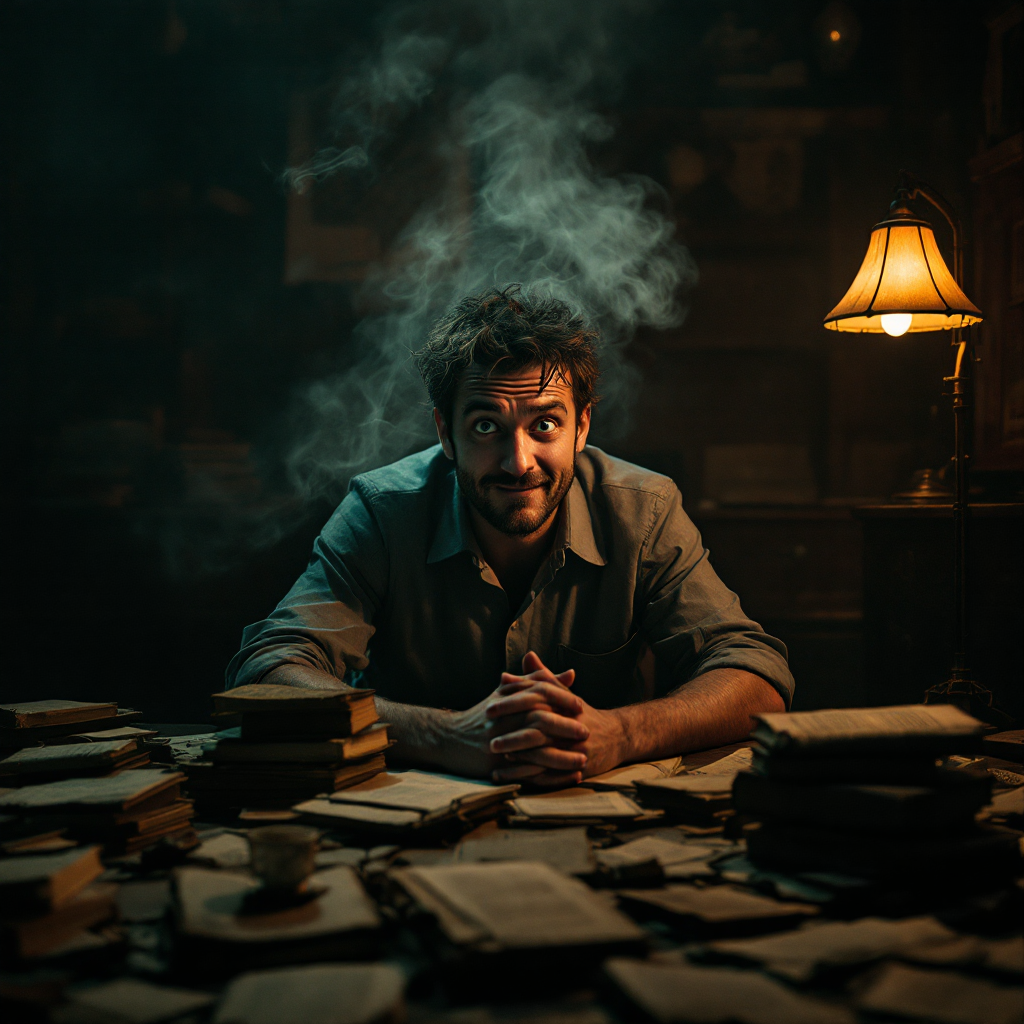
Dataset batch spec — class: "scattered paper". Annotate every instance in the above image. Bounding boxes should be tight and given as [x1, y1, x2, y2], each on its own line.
[187, 831, 251, 869]
[214, 963, 405, 1024]
[618, 884, 818, 925]
[605, 957, 855, 1024]
[588, 758, 683, 790]
[509, 791, 645, 819]
[326, 771, 514, 815]
[456, 828, 595, 875]
[596, 837, 718, 878]
[68, 978, 215, 1024]
[708, 916, 958, 982]
[854, 962, 1024, 1024]
[688, 748, 754, 777]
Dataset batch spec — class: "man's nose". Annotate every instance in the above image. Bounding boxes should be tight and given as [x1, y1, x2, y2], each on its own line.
[501, 429, 535, 479]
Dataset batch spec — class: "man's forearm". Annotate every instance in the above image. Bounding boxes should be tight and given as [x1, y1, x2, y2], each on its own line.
[612, 668, 785, 764]
[261, 664, 493, 777]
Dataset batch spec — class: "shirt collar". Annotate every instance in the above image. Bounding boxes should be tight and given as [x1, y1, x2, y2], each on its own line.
[426, 465, 607, 567]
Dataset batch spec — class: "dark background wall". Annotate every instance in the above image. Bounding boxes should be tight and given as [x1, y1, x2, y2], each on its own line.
[1, 1, 1019, 722]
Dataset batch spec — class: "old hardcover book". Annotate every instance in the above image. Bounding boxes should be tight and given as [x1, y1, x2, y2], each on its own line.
[604, 958, 854, 1024]
[174, 864, 380, 972]
[733, 770, 992, 834]
[392, 861, 645, 953]
[0, 701, 117, 730]
[595, 837, 720, 879]
[213, 683, 375, 715]
[633, 775, 734, 824]
[0, 708, 142, 750]
[983, 729, 1024, 764]
[212, 964, 405, 1024]
[0, 769, 184, 813]
[1, 882, 117, 958]
[58, 725, 159, 743]
[0, 846, 104, 915]
[0, 739, 144, 778]
[295, 770, 517, 834]
[240, 707, 380, 742]
[747, 822, 1023, 879]
[751, 704, 985, 758]
[751, 748, 950, 784]
[211, 724, 390, 764]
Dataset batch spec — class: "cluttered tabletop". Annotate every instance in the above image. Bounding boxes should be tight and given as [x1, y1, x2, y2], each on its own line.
[2, 689, 1023, 1024]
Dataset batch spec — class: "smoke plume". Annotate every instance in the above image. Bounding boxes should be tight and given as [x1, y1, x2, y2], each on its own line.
[284, 0, 697, 504]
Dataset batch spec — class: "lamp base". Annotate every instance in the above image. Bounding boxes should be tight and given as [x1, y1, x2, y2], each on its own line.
[924, 671, 1012, 727]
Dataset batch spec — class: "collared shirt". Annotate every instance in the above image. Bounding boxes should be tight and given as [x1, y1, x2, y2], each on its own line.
[226, 445, 794, 709]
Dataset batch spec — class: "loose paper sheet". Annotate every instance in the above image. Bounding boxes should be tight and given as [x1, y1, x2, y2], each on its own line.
[635, 775, 735, 794]
[295, 798, 424, 828]
[404, 861, 644, 948]
[619, 884, 818, 924]
[69, 978, 215, 1024]
[709, 916, 958, 982]
[605, 958, 855, 1024]
[214, 964, 404, 1024]
[596, 836, 717, 870]
[187, 832, 251, 869]
[855, 962, 1024, 1024]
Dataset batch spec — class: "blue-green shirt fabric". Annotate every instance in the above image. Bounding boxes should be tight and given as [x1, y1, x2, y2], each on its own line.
[226, 445, 794, 710]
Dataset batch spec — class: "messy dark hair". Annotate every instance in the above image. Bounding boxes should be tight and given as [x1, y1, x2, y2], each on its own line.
[416, 285, 600, 426]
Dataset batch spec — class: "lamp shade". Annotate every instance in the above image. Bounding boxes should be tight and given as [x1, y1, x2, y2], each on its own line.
[824, 205, 982, 333]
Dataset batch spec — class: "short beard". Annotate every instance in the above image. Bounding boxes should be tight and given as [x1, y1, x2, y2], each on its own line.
[455, 452, 577, 537]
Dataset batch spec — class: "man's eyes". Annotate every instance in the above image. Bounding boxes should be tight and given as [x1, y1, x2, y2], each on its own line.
[469, 417, 561, 436]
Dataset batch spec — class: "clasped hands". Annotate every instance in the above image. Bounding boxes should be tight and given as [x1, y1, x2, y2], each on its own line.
[469, 650, 627, 787]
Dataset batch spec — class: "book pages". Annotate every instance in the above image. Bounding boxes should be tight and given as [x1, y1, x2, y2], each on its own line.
[1, 739, 136, 770]
[635, 775, 735, 794]
[509, 791, 645, 819]
[400, 861, 644, 949]
[619, 884, 818, 924]
[213, 964, 405, 1024]
[294, 798, 424, 828]
[455, 827, 596, 875]
[325, 771, 515, 815]
[596, 836, 718, 871]
[688, 747, 754, 777]
[174, 865, 380, 943]
[605, 958, 856, 1024]
[854, 962, 1024, 1024]
[754, 705, 983, 752]
[587, 757, 683, 790]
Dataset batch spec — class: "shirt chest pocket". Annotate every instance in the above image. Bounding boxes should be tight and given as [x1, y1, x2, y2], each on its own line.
[556, 632, 646, 709]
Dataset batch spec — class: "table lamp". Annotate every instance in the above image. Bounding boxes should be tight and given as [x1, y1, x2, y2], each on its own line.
[823, 171, 1002, 719]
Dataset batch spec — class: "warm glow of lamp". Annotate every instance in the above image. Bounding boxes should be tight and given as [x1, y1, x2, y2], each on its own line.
[823, 202, 982, 334]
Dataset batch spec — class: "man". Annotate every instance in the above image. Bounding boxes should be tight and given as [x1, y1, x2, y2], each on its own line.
[226, 286, 792, 786]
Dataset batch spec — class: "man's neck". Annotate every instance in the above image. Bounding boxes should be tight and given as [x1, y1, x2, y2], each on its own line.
[468, 504, 560, 609]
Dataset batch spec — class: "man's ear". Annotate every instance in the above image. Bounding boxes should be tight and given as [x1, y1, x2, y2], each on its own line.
[434, 409, 455, 460]
[575, 403, 592, 453]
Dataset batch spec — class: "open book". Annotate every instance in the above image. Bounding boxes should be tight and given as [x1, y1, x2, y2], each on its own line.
[294, 770, 517, 833]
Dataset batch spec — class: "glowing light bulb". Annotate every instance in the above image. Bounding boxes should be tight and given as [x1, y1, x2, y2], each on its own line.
[881, 313, 913, 336]
[830, 29, 842, 42]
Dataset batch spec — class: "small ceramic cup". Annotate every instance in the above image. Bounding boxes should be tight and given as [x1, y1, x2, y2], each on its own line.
[247, 825, 320, 891]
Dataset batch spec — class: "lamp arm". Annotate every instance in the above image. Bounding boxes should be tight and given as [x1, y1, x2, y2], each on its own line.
[897, 170, 964, 287]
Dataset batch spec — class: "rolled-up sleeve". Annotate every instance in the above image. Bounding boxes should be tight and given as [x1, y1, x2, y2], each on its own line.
[638, 485, 795, 708]
[224, 488, 387, 689]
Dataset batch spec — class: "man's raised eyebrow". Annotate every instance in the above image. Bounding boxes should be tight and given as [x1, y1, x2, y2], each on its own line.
[461, 398, 569, 417]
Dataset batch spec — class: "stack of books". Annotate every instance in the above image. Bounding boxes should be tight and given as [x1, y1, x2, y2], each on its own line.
[735, 704, 1021, 882]
[0, 845, 117, 962]
[0, 769, 194, 856]
[0, 700, 142, 753]
[184, 684, 389, 811]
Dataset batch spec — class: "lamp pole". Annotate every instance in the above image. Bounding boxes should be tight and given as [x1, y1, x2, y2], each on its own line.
[896, 172, 997, 716]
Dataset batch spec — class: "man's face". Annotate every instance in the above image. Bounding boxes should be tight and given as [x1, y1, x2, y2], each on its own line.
[435, 364, 591, 537]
